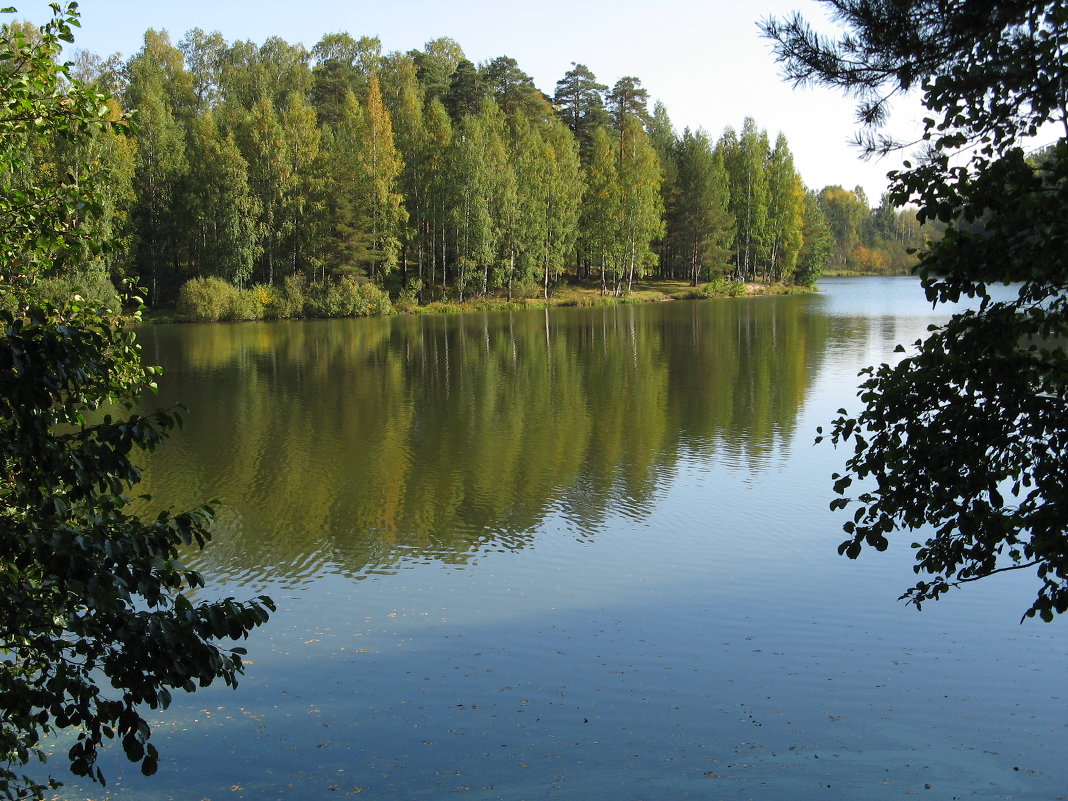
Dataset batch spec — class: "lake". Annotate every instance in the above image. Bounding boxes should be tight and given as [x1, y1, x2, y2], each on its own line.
[54, 277, 1066, 800]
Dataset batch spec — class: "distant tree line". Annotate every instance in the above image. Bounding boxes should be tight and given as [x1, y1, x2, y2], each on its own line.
[16, 23, 936, 315]
[815, 184, 930, 274]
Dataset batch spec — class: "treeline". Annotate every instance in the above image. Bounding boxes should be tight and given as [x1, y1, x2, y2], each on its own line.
[26, 25, 929, 315]
[816, 185, 928, 274]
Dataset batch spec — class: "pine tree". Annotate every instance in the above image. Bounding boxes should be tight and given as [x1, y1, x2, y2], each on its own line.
[482, 56, 547, 119]
[445, 59, 487, 122]
[310, 32, 361, 127]
[324, 90, 372, 274]
[411, 36, 465, 103]
[553, 63, 609, 161]
[606, 76, 651, 129]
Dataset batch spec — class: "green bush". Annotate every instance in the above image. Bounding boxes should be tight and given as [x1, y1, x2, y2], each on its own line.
[177, 277, 237, 321]
[305, 276, 393, 318]
[266, 274, 307, 319]
[177, 278, 276, 321]
[35, 269, 122, 311]
[225, 286, 264, 321]
[698, 278, 747, 298]
[394, 277, 423, 313]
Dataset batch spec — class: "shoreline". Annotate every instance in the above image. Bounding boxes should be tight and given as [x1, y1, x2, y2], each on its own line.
[144, 279, 814, 324]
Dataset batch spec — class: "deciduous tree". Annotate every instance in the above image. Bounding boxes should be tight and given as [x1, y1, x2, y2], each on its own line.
[0, 8, 273, 798]
[794, 190, 832, 287]
[765, 0, 1068, 619]
[721, 118, 770, 280]
[764, 133, 804, 282]
[674, 129, 734, 286]
[182, 113, 260, 285]
[126, 47, 187, 304]
[360, 75, 406, 280]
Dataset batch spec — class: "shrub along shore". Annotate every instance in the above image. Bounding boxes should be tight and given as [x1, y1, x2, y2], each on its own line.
[154, 275, 807, 323]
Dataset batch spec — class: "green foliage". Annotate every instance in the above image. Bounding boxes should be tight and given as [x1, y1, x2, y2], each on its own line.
[700, 278, 747, 298]
[446, 103, 500, 299]
[721, 118, 770, 281]
[810, 184, 928, 274]
[767, 0, 1068, 619]
[0, 12, 110, 288]
[765, 134, 804, 282]
[610, 116, 665, 295]
[182, 114, 260, 287]
[816, 185, 868, 267]
[176, 276, 235, 322]
[580, 126, 619, 292]
[37, 20, 901, 306]
[444, 59, 487, 122]
[305, 276, 394, 318]
[32, 270, 122, 312]
[361, 75, 407, 280]
[226, 285, 265, 321]
[266, 273, 308, 319]
[395, 277, 423, 313]
[177, 274, 394, 320]
[126, 32, 189, 305]
[0, 299, 275, 795]
[672, 278, 747, 300]
[794, 191, 832, 287]
[672, 129, 734, 286]
[553, 63, 609, 160]
[0, 10, 274, 797]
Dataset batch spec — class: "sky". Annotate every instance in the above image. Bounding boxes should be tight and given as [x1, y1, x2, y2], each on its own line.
[41, 0, 926, 204]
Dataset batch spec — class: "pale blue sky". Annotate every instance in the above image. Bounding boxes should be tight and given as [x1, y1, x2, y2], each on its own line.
[50, 0, 922, 202]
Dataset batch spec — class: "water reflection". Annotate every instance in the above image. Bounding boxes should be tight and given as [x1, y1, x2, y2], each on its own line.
[70, 279, 1066, 801]
[134, 295, 829, 584]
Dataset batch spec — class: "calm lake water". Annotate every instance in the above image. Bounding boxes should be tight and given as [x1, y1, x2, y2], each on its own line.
[56, 277, 1066, 800]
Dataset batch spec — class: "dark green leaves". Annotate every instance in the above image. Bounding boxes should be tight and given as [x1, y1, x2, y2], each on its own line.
[765, 0, 1068, 620]
[0, 5, 273, 798]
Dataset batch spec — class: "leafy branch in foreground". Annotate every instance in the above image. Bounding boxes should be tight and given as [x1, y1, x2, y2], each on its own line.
[0, 4, 273, 797]
[765, 0, 1068, 620]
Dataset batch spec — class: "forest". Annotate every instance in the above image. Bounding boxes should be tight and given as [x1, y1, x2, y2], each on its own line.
[22, 24, 930, 319]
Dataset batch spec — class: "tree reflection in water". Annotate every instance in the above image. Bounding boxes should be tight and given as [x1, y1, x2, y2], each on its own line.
[133, 296, 828, 584]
